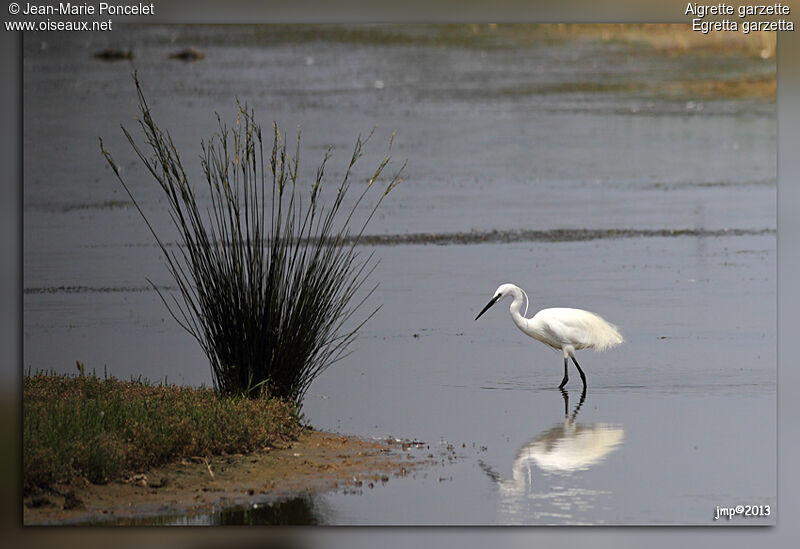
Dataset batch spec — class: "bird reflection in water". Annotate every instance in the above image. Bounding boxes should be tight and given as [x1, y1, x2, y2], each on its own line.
[480, 389, 624, 523]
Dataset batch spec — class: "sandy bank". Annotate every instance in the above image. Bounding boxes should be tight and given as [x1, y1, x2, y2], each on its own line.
[24, 429, 432, 525]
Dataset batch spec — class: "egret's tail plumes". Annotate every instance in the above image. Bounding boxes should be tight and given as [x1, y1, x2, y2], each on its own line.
[583, 311, 624, 351]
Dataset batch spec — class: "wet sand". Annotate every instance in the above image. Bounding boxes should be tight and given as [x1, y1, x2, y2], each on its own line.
[23, 429, 434, 525]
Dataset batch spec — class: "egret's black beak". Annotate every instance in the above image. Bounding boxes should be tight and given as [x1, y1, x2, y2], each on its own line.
[475, 295, 501, 320]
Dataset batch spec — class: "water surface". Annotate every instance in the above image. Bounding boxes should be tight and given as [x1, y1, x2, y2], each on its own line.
[23, 25, 775, 525]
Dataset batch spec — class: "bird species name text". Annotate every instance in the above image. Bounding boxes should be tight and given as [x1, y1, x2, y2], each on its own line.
[685, 3, 794, 33]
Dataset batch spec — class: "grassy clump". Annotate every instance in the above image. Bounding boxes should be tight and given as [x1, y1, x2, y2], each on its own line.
[101, 75, 403, 405]
[23, 373, 301, 492]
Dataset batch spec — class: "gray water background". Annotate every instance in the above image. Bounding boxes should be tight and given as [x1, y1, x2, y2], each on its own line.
[23, 25, 775, 525]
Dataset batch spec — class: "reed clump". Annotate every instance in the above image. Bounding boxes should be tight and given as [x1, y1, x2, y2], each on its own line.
[101, 75, 403, 405]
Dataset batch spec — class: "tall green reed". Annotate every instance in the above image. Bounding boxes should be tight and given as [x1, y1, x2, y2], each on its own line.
[100, 75, 403, 405]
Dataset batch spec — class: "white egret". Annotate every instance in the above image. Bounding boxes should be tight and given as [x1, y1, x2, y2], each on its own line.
[475, 283, 623, 388]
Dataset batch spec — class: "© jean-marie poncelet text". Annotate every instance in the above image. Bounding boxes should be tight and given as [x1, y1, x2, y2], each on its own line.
[21, 3, 154, 15]
[686, 3, 794, 33]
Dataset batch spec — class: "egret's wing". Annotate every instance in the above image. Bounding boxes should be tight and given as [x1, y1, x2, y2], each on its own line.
[537, 308, 623, 351]
[539, 315, 590, 348]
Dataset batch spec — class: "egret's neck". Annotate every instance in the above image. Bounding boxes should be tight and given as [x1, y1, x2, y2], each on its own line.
[508, 289, 528, 331]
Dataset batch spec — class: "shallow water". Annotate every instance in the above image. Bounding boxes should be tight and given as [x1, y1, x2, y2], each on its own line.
[23, 25, 775, 525]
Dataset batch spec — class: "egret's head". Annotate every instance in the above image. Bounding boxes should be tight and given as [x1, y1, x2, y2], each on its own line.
[475, 283, 519, 320]
[494, 283, 518, 298]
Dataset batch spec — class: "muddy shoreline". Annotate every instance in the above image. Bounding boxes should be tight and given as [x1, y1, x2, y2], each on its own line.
[23, 430, 435, 525]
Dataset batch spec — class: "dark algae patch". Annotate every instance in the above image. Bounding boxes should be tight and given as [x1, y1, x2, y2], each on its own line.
[356, 227, 775, 246]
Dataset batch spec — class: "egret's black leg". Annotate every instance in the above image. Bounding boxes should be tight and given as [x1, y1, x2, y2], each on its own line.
[571, 356, 587, 388]
[558, 358, 569, 388]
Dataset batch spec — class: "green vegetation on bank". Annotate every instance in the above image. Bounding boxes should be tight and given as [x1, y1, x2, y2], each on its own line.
[24, 373, 301, 492]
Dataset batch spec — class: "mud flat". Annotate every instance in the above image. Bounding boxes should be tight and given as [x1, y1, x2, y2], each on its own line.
[24, 429, 433, 525]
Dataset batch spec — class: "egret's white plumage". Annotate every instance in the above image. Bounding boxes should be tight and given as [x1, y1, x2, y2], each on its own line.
[475, 283, 623, 388]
